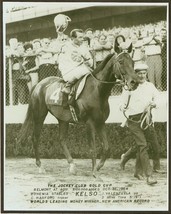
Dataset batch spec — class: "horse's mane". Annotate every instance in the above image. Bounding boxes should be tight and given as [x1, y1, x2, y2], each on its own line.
[93, 53, 115, 75]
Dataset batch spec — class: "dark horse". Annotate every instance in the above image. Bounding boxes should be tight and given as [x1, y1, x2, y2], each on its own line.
[18, 52, 138, 177]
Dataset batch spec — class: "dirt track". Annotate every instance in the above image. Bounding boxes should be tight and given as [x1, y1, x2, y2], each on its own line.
[4, 158, 168, 212]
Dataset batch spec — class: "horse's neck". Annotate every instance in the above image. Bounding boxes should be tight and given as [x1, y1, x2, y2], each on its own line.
[95, 64, 115, 97]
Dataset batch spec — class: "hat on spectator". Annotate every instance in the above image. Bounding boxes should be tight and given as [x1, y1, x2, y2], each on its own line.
[134, 63, 148, 72]
[33, 39, 41, 43]
[85, 28, 93, 33]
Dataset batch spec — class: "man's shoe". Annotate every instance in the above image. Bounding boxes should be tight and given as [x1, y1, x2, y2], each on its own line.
[147, 176, 157, 185]
[134, 174, 144, 180]
[153, 169, 166, 174]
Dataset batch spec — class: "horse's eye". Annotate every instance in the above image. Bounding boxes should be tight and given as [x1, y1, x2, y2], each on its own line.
[119, 61, 124, 65]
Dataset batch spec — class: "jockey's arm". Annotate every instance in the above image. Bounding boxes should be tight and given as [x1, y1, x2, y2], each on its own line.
[38, 47, 60, 55]
[82, 50, 93, 68]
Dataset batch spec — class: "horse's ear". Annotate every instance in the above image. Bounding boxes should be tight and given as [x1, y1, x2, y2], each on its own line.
[127, 42, 132, 53]
[114, 45, 121, 55]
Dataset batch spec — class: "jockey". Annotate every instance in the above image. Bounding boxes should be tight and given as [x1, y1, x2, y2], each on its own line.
[58, 29, 93, 94]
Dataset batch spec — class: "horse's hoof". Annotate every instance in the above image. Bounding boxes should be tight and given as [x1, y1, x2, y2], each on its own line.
[38, 167, 46, 174]
[93, 173, 96, 178]
[92, 172, 102, 181]
[69, 163, 77, 175]
[120, 163, 125, 170]
[96, 164, 103, 171]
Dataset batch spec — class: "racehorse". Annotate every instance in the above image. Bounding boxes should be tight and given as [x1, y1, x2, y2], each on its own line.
[17, 51, 138, 177]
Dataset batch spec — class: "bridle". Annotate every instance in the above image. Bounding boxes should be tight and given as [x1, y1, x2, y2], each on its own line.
[88, 51, 132, 88]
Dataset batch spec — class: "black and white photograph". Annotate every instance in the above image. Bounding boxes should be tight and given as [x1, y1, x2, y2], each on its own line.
[2, 1, 169, 212]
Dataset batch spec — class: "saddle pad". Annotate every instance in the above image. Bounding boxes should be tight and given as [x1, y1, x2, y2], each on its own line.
[45, 81, 64, 105]
[75, 74, 90, 100]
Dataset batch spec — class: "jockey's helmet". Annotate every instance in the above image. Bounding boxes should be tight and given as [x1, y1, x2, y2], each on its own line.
[54, 14, 71, 33]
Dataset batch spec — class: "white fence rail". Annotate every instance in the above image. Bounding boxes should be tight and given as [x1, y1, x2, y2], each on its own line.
[5, 93, 167, 124]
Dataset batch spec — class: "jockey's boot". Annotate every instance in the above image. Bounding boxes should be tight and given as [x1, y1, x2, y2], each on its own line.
[62, 79, 78, 95]
[61, 82, 72, 94]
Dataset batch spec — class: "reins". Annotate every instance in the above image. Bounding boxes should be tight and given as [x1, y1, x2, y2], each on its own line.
[88, 68, 125, 84]
[88, 51, 128, 85]
[123, 105, 153, 130]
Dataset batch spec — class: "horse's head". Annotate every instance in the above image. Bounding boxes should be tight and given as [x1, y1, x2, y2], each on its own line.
[112, 51, 139, 90]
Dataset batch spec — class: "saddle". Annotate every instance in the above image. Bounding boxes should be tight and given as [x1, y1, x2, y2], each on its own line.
[45, 74, 89, 107]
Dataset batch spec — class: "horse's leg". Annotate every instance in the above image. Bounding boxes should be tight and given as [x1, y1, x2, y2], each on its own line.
[32, 105, 48, 173]
[86, 120, 97, 177]
[95, 123, 109, 171]
[32, 122, 44, 172]
[58, 120, 76, 175]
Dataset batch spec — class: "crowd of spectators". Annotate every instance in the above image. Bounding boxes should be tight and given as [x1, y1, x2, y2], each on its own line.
[5, 20, 167, 105]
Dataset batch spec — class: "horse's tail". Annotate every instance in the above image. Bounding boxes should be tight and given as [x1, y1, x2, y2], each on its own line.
[17, 100, 35, 145]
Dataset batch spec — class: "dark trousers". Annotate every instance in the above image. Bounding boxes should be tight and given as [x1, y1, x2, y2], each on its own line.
[123, 126, 160, 171]
[128, 118, 153, 177]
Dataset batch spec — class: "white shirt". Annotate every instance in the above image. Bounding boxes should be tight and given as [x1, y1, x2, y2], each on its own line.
[58, 41, 93, 73]
[120, 81, 160, 116]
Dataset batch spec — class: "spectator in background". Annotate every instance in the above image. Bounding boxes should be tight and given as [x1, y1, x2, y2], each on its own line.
[83, 36, 91, 48]
[32, 39, 41, 53]
[17, 42, 25, 56]
[143, 28, 162, 90]
[22, 42, 39, 93]
[114, 35, 125, 54]
[131, 32, 146, 64]
[9, 38, 18, 54]
[83, 36, 96, 69]
[107, 33, 115, 53]
[85, 28, 94, 48]
[9, 38, 24, 105]
[160, 28, 167, 90]
[121, 28, 132, 48]
[114, 35, 132, 54]
[37, 38, 57, 81]
[85, 28, 93, 39]
[93, 34, 113, 66]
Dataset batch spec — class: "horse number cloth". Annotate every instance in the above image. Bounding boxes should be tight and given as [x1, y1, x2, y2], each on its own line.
[45, 81, 64, 105]
[45, 74, 89, 106]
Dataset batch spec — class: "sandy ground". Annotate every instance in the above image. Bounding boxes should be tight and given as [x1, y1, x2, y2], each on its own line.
[4, 158, 168, 212]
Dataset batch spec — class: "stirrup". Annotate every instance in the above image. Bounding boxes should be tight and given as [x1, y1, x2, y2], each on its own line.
[61, 87, 71, 94]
